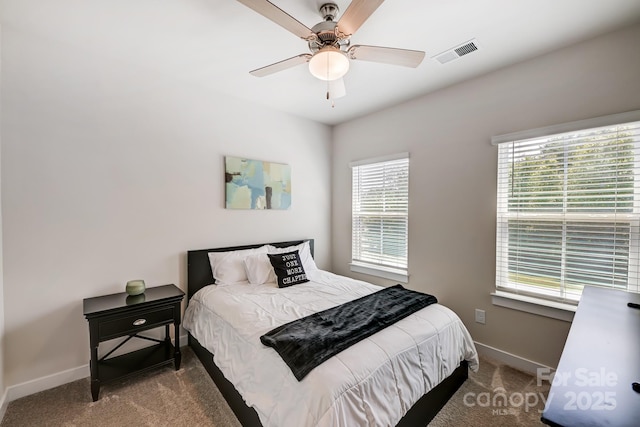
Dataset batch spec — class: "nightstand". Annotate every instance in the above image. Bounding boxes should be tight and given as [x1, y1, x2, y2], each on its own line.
[83, 284, 184, 401]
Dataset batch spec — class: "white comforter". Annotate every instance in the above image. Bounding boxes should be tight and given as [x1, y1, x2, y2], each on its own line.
[183, 270, 478, 427]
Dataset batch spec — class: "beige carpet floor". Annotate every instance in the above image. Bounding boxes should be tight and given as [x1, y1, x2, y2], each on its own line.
[430, 356, 549, 426]
[1, 347, 549, 426]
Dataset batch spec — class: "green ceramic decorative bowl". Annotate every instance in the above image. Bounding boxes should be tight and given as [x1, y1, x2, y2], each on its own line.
[125, 280, 146, 296]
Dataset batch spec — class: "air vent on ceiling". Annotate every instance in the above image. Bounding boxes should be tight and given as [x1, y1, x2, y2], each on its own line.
[433, 39, 479, 64]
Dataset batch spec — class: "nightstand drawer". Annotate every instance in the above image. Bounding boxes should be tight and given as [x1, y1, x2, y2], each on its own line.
[99, 306, 174, 339]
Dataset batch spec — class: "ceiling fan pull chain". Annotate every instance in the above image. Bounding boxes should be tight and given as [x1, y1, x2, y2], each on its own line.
[326, 81, 335, 108]
[325, 61, 332, 107]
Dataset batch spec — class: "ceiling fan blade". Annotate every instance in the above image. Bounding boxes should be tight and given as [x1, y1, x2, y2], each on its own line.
[250, 54, 312, 77]
[348, 45, 425, 68]
[327, 78, 346, 99]
[236, 0, 315, 40]
[337, 0, 385, 37]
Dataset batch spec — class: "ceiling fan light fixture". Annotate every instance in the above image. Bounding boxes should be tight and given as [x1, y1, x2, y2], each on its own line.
[308, 47, 350, 81]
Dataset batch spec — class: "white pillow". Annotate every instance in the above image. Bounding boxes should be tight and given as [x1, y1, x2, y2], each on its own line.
[208, 246, 268, 285]
[267, 241, 318, 272]
[244, 253, 277, 285]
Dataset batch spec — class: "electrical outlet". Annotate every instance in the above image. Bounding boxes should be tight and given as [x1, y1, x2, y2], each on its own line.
[475, 309, 486, 324]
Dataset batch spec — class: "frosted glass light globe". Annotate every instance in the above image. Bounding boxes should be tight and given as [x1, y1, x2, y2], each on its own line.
[308, 47, 350, 81]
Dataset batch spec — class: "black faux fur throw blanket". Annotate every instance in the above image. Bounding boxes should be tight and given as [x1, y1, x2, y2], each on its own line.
[260, 284, 438, 380]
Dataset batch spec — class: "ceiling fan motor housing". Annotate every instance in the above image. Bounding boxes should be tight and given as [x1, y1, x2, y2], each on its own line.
[309, 1, 350, 54]
[309, 21, 340, 52]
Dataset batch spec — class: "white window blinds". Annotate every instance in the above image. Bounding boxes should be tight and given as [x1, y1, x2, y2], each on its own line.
[495, 113, 640, 304]
[351, 153, 409, 275]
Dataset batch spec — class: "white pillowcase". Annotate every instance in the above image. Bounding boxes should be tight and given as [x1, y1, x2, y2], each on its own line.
[244, 241, 317, 285]
[244, 253, 277, 285]
[208, 246, 268, 285]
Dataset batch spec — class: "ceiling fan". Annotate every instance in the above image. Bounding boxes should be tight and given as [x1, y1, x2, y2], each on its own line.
[236, 0, 426, 102]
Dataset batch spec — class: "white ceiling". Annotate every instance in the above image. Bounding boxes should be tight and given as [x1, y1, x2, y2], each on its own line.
[3, 0, 640, 125]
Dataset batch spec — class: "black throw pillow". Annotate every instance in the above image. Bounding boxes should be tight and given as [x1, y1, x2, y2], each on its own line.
[268, 250, 309, 288]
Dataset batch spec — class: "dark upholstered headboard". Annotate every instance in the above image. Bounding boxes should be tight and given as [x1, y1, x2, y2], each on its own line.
[187, 239, 314, 301]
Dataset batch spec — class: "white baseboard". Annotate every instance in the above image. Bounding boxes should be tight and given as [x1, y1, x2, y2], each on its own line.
[474, 341, 554, 375]
[7, 364, 89, 403]
[5, 335, 190, 405]
[0, 387, 8, 423]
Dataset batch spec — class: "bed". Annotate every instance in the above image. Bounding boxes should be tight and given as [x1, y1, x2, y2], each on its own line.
[184, 239, 478, 427]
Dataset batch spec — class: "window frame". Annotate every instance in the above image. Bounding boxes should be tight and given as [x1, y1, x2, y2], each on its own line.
[492, 110, 640, 314]
[350, 152, 410, 283]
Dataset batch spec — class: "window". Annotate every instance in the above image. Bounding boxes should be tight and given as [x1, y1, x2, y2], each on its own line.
[350, 153, 409, 282]
[494, 112, 640, 305]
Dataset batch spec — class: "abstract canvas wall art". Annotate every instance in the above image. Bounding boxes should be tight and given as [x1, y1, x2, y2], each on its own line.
[225, 156, 291, 209]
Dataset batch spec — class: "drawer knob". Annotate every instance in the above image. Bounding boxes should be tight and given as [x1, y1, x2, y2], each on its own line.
[133, 319, 146, 326]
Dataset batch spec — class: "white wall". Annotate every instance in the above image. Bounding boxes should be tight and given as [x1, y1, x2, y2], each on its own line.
[0, 25, 332, 387]
[332, 23, 640, 368]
